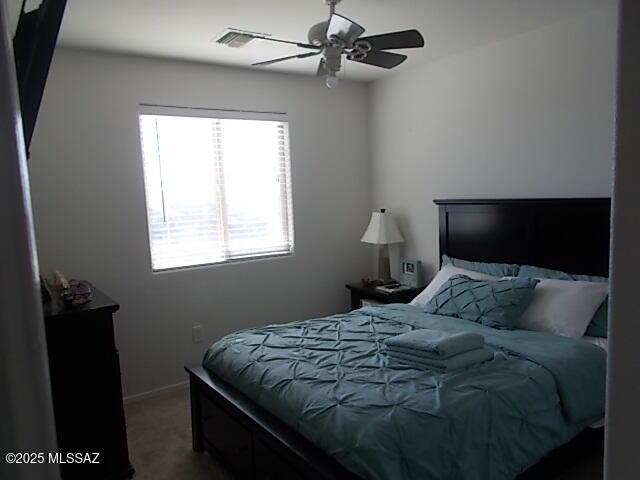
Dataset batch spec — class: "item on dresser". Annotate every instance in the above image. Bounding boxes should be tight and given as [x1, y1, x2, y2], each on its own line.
[64, 279, 93, 306]
[51, 269, 70, 294]
[48, 271, 95, 306]
[360, 209, 404, 283]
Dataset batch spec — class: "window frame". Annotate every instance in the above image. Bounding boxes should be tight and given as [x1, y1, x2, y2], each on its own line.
[137, 104, 295, 273]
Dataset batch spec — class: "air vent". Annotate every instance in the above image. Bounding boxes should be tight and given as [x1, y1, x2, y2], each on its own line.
[215, 28, 269, 48]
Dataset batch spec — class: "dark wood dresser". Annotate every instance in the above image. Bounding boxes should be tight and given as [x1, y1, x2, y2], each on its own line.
[43, 287, 134, 480]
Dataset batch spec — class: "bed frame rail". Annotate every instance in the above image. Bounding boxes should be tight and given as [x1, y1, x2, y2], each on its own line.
[187, 364, 603, 480]
[186, 365, 361, 480]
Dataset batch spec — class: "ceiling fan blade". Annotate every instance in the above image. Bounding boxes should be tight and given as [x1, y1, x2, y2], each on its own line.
[253, 51, 320, 67]
[248, 34, 320, 50]
[358, 30, 425, 50]
[317, 58, 328, 76]
[326, 13, 365, 46]
[350, 51, 407, 69]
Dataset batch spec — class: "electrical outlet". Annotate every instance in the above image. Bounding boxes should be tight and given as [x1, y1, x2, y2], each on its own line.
[192, 325, 203, 344]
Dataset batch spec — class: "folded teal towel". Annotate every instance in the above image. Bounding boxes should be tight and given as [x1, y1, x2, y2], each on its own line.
[388, 346, 494, 371]
[384, 329, 485, 360]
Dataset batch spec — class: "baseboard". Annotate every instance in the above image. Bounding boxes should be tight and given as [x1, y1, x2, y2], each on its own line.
[123, 380, 189, 404]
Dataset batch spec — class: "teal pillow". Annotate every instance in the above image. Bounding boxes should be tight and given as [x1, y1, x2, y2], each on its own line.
[518, 265, 609, 338]
[424, 275, 539, 330]
[442, 255, 520, 277]
[517, 265, 607, 283]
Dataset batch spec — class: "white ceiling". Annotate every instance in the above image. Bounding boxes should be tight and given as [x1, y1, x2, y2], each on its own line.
[58, 0, 614, 82]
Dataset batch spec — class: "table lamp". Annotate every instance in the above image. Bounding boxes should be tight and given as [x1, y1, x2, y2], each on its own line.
[361, 209, 405, 284]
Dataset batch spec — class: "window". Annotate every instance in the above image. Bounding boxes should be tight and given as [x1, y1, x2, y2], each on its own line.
[138, 106, 294, 271]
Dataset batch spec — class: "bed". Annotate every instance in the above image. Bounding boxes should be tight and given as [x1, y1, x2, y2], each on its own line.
[186, 198, 610, 480]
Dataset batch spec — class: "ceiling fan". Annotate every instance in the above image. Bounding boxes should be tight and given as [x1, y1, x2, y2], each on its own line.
[219, 0, 425, 88]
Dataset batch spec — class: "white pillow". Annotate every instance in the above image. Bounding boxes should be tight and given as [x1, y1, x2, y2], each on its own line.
[515, 278, 609, 338]
[410, 264, 497, 307]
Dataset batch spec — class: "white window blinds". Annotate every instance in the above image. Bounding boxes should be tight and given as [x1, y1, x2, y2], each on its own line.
[138, 106, 294, 271]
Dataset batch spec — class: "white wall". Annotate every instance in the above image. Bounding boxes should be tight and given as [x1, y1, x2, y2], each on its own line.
[369, 7, 617, 279]
[605, 1, 640, 478]
[28, 48, 372, 397]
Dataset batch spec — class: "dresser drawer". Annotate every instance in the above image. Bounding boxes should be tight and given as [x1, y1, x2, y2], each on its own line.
[200, 394, 252, 479]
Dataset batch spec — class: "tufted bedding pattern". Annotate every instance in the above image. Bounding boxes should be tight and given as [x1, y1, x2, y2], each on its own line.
[203, 304, 606, 480]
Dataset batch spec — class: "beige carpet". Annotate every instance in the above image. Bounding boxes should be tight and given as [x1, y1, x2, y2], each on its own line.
[125, 387, 602, 480]
[125, 387, 230, 480]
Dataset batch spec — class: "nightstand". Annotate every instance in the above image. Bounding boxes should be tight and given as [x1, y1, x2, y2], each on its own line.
[346, 283, 424, 310]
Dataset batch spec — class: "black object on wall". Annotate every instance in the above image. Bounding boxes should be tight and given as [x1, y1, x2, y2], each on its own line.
[13, 0, 67, 150]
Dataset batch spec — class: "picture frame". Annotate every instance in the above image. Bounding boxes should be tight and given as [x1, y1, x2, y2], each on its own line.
[400, 259, 423, 288]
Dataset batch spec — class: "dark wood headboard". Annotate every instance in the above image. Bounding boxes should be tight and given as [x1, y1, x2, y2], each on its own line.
[435, 198, 611, 277]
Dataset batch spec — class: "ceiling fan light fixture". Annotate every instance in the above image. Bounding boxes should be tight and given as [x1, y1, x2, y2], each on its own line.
[325, 73, 340, 89]
[326, 13, 365, 48]
[328, 35, 346, 48]
[308, 21, 329, 46]
[354, 39, 373, 53]
[347, 51, 367, 61]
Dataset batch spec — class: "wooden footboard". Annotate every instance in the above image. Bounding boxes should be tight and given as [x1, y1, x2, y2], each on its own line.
[186, 364, 603, 480]
[186, 364, 361, 480]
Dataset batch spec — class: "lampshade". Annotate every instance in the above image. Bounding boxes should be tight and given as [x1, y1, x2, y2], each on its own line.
[360, 209, 404, 245]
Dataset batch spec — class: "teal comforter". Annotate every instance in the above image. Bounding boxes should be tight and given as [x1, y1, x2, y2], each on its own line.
[203, 304, 606, 480]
